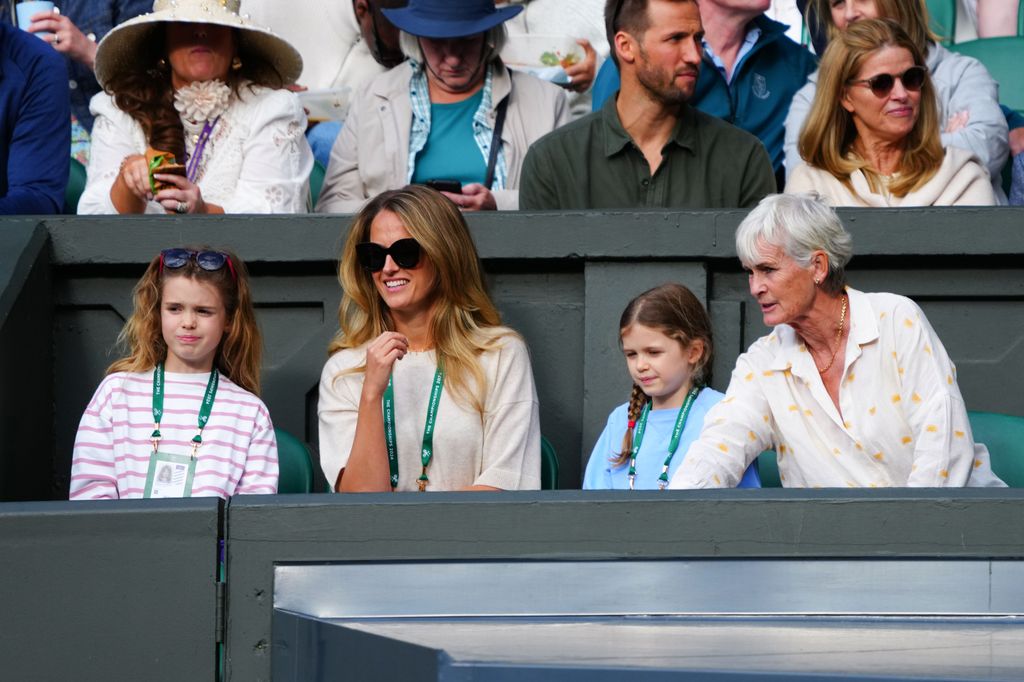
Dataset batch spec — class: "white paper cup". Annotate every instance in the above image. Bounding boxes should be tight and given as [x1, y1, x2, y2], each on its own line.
[16, 1, 55, 36]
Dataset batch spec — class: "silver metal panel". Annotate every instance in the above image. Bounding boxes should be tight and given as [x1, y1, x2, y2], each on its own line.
[342, 617, 1024, 679]
[274, 560, 1024, 618]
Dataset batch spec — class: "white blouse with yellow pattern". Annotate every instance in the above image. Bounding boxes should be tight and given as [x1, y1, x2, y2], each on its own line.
[670, 287, 1005, 488]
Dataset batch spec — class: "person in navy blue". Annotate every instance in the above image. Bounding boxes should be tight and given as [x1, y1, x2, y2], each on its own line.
[0, 21, 69, 214]
[591, 0, 814, 189]
[18, 0, 150, 134]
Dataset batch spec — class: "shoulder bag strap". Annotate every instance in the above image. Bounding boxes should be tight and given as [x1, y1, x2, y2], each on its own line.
[484, 82, 512, 190]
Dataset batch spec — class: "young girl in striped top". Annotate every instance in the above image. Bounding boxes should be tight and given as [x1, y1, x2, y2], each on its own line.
[70, 248, 278, 499]
[584, 283, 760, 490]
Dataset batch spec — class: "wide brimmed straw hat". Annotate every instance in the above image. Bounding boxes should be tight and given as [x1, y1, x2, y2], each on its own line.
[382, 0, 522, 40]
[94, 0, 303, 88]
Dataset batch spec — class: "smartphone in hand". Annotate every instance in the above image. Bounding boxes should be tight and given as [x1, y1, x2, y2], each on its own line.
[425, 179, 462, 194]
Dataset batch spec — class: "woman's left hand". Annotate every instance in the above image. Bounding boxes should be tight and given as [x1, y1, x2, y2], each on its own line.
[154, 174, 207, 215]
[442, 183, 497, 211]
[564, 39, 597, 93]
[27, 9, 98, 69]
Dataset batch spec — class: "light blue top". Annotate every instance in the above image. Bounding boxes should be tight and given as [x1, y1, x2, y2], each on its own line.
[701, 26, 761, 85]
[410, 82, 488, 187]
[583, 388, 761, 490]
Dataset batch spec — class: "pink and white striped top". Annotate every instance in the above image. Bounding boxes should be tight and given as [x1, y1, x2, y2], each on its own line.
[70, 370, 278, 500]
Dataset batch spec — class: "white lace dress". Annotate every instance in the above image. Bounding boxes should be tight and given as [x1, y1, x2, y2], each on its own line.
[79, 84, 313, 214]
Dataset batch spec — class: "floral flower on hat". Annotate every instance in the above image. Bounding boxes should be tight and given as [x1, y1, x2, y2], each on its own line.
[174, 79, 232, 122]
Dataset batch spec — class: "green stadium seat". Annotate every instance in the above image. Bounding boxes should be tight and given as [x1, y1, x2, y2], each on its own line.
[757, 450, 781, 488]
[309, 159, 326, 208]
[541, 436, 559, 490]
[926, 0, 956, 44]
[64, 158, 86, 214]
[968, 411, 1024, 487]
[275, 427, 316, 494]
[948, 37, 1024, 114]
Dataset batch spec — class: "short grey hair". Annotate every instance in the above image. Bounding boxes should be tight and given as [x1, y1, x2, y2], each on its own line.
[735, 193, 854, 295]
[398, 26, 508, 65]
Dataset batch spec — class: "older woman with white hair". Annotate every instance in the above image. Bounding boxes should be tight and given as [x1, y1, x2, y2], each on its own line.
[315, 0, 570, 213]
[670, 193, 1004, 489]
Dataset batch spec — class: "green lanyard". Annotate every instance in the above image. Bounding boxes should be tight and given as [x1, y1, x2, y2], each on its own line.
[151, 362, 220, 459]
[382, 363, 444, 491]
[628, 386, 701, 490]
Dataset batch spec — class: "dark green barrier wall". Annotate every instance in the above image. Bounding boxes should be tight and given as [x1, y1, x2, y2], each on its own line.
[0, 490, 1022, 680]
[0, 498, 222, 681]
[227, 489, 1024, 681]
[2, 208, 1023, 499]
[0, 222, 52, 501]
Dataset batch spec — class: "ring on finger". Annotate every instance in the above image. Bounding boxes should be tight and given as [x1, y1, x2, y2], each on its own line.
[54, 32, 61, 45]
[175, 201, 188, 214]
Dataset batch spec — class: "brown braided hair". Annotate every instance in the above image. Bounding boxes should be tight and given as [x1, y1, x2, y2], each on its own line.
[104, 26, 286, 165]
[612, 283, 713, 466]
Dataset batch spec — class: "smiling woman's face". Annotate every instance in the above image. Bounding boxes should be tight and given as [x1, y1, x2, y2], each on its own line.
[368, 209, 438, 323]
[166, 23, 235, 90]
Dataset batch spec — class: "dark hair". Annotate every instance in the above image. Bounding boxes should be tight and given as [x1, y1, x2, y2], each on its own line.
[105, 25, 285, 163]
[605, 0, 697, 68]
[613, 283, 713, 466]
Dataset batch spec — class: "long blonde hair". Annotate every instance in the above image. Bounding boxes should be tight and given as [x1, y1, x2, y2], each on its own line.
[613, 283, 713, 467]
[107, 247, 263, 395]
[329, 186, 509, 412]
[798, 18, 943, 198]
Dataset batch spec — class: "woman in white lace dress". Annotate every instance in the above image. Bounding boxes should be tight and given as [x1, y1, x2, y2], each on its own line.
[78, 0, 313, 215]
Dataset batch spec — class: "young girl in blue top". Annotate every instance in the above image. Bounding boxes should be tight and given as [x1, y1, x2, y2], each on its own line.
[584, 283, 760, 490]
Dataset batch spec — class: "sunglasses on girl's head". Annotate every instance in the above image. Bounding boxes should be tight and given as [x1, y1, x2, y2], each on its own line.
[847, 65, 927, 97]
[159, 248, 237, 280]
[355, 238, 422, 272]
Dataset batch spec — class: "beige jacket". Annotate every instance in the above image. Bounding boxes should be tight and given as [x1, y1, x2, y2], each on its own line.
[316, 61, 570, 213]
[785, 146, 996, 207]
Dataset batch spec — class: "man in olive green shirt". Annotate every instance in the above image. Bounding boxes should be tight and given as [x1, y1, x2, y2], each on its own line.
[520, 0, 775, 210]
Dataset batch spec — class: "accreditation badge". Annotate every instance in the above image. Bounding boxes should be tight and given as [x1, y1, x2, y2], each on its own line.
[143, 451, 196, 498]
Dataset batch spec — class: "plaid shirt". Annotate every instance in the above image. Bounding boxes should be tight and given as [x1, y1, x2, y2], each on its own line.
[407, 62, 508, 190]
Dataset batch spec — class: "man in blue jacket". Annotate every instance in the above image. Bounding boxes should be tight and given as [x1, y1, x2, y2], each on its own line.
[591, 0, 814, 189]
[1, 20, 69, 214]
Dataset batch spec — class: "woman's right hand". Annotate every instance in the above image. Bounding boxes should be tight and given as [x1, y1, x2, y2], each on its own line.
[118, 154, 152, 202]
[363, 331, 409, 399]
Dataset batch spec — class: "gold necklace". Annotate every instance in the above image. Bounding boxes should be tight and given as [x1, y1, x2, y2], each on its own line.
[816, 294, 848, 375]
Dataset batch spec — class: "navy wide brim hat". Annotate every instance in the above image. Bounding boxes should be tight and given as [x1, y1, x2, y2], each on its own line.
[382, 0, 523, 39]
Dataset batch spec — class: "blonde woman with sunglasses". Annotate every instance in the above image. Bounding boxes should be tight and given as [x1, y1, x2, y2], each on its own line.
[783, 0, 1008, 203]
[318, 186, 541, 493]
[786, 19, 994, 206]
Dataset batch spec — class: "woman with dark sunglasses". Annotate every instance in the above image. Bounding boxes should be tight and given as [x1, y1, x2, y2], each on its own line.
[783, 0, 1008, 203]
[318, 185, 541, 492]
[785, 19, 994, 206]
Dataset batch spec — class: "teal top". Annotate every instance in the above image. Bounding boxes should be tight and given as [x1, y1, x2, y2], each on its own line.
[411, 89, 486, 186]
